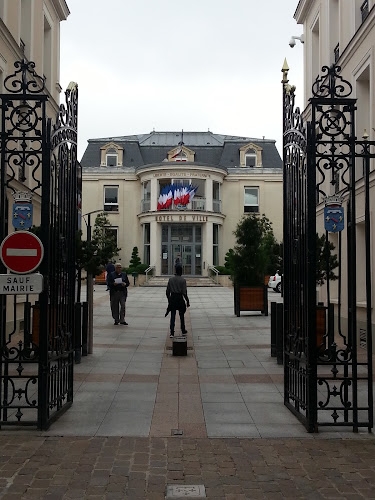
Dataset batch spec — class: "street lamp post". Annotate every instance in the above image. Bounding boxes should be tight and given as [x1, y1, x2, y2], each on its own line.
[82, 210, 103, 354]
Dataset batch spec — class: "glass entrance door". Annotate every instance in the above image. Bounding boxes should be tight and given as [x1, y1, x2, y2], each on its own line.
[161, 224, 202, 275]
[172, 244, 192, 275]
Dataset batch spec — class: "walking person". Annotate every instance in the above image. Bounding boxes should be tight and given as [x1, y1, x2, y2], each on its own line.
[105, 261, 115, 290]
[165, 266, 190, 338]
[174, 254, 182, 273]
[108, 263, 130, 325]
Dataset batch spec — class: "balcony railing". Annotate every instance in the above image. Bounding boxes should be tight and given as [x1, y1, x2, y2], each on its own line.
[213, 199, 221, 213]
[140, 198, 222, 213]
[141, 199, 151, 212]
[141, 197, 217, 212]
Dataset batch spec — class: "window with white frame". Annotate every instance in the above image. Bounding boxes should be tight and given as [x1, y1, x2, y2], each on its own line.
[172, 150, 187, 161]
[106, 148, 118, 167]
[144, 223, 150, 265]
[213, 224, 219, 266]
[244, 187, 259, 213]
[105, 227, 118, 246]
[104, 186, 119, 211]
[361, 0, 369, 22]
[213, 181, 221, 213]
[142, 181, 151, 212]
[245, 151, 257, 167]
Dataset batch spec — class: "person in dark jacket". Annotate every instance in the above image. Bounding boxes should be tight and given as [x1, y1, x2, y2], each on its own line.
[108, 263, 130, 325]
[105, 261, 115, 290]
[166, 266, 190, 338]
[174, 254, 182, 273]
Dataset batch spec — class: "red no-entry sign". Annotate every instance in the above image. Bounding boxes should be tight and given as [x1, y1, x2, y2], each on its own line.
[0, 231, 44, 274]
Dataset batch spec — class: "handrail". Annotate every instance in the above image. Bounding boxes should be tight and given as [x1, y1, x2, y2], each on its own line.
[145, 265, 155, 282]
[208, 264, 219, 284]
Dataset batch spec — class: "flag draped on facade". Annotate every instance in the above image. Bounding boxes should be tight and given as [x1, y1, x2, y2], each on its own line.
[157, 184, 198, 210]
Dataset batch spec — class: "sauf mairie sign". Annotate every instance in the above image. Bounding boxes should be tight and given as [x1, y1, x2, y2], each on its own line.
[0, 231, 44, 274]
[0, 273, 43, 294]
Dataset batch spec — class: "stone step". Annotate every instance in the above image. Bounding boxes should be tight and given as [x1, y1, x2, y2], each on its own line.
[142, 276, 220, 287]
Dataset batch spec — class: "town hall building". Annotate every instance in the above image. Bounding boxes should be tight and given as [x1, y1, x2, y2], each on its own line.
[80, 131, 283, 276]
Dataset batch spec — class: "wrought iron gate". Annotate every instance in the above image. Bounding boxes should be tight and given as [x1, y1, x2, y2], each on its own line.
[283, 63, 374, 432]
[0, 60, 79, 429]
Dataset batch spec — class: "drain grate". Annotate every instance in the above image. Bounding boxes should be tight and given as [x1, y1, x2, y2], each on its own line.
[166, 484, 206, 498]
[171, 428, 183, 436]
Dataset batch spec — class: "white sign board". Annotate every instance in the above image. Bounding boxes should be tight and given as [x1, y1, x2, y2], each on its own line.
[0, 273, 43, 294]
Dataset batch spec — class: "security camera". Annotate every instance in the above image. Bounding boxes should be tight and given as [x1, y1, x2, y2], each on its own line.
[289, 34, 304, 48]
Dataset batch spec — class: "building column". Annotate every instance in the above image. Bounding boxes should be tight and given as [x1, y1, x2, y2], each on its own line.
[205, 178, 213, 212]
[150, 177, 158, 211]
[202, 221, 213, 277]
[150, 220, 161, 274]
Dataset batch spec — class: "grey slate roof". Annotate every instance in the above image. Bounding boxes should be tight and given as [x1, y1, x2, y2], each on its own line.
[80, 131, 282, 170]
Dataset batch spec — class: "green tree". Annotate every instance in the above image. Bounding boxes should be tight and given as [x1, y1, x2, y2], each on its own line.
[224, 248, 235, 271]
[232, 214, 279, 286]
[316, 233, 339, 286]
[128, 246, 141, 272]
[77, 212, 120, 275]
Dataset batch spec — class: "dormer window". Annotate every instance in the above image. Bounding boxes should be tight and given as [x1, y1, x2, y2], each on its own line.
[100, 142, 123, 166]
[172, 150, 188, 162]
[245, 151, 257, 167]
[167, 145, 195, 162]
[239, 142, 263, 167]
[106, 148, 118, 167]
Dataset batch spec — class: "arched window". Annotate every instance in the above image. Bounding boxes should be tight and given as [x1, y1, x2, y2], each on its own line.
[172, 150, 188, 162]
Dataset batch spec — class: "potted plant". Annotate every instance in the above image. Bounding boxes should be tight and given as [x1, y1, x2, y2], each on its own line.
[231, 214, 280, 316]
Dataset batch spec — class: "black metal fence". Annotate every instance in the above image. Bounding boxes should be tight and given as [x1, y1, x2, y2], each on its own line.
[282, 63, 374, 432]
[0, 60, 81, 429]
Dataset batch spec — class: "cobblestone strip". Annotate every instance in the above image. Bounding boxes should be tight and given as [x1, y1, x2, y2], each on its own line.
[0, 436, 375, 499]
[150, 308, 207, 438]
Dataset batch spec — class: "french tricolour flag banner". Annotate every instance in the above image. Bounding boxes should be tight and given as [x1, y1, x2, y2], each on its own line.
[157, 184, 198, 210]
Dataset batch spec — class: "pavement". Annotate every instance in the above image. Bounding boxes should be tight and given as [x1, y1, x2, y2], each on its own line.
[0, 285, 374, 499]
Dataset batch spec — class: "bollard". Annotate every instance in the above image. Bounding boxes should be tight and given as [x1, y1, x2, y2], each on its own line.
[172, 337, 187, 356]
[276, 302, 283, 365]
[82, 302, 88, 356]
[74, 302, 82, 364]
[271, 301, 277, 357]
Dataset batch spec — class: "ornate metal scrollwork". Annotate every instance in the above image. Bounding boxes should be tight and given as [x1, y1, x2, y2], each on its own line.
[311, 64, 352, 99]
[3, 59, 45, 94]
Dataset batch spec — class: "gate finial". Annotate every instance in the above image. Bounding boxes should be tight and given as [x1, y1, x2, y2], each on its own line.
[281, 58, 289, 83]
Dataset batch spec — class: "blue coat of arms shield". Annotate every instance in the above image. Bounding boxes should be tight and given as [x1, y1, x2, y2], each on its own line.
[12, 203, 33, 229]
[324, 206, 344, 232]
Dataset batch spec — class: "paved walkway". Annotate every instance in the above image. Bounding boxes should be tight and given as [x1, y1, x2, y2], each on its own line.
[0, 285, 374, 499]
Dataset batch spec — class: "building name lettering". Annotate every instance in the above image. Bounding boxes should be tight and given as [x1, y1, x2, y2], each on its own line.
[2, 276, 34, 293]
[155, 215, 209, 222]
[153, 172, 210, 178]
[2, 284, 35, 293]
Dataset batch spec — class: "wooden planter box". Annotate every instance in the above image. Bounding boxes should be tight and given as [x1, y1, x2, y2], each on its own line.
[234, 284, 268, 316]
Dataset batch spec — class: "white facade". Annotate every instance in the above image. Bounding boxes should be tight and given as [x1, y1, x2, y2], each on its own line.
[294, 0, 375, 336]
[81, 132, 283, 276]
[0, 0, 69, 332]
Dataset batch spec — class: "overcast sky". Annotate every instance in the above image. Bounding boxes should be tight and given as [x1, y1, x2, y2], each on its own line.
[60, 1, 304, 161]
